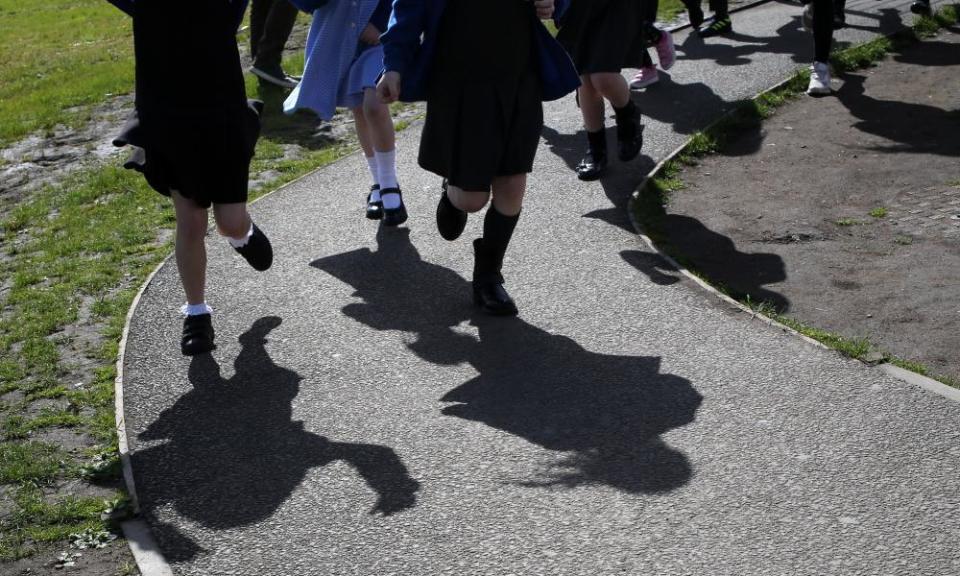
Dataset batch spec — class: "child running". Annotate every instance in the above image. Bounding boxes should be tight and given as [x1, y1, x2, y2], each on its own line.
[285, 0, 407, 226]
[110, 0, 273, 356]
[558, 0, 646, 181]
[377, 0, 579, 316]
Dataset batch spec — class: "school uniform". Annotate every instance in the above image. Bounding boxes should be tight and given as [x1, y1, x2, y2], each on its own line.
[382, 0, 579, 191]
[112, 0, 261, 208]
[382, 0, 579, 316]
[284, 0, 391, 119]
[557, 0, 647, 75]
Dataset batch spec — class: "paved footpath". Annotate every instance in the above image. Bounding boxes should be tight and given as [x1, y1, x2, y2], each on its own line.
[121, 2, 960, 574]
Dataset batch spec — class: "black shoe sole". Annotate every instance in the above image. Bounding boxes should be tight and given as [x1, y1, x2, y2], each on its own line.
[382, 205, 408, 227]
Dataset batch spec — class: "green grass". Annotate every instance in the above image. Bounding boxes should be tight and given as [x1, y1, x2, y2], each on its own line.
[0, 442, 69, 484]
[0, 485, 108, 561]
[0, 0, 134, 147]
[658, 0, 688, 23]
[634, 9, 960, 390]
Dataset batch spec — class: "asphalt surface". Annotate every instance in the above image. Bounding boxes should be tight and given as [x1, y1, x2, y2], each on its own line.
[121, 1, 960, 574]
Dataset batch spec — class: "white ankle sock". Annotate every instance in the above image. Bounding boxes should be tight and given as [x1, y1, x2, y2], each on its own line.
[381, 190, 401, 210]
[375, 148, 398, 190]
[181, 302, 213, 316]
[227, 223, 254, 248]
[365, 155, 379, 188]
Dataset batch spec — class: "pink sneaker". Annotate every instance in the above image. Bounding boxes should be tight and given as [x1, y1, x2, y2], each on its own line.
[630, 66, 659, 89]
[655, 29, 676, 70]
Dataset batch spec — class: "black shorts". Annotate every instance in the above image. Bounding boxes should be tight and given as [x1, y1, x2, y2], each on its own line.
[418, 74, 544, 192]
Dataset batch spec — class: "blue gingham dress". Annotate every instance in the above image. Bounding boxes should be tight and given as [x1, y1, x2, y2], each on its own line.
[284, 0, 382, 120]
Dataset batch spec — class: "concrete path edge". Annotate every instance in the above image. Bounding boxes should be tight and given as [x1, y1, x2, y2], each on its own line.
[626, 69, 960, 406]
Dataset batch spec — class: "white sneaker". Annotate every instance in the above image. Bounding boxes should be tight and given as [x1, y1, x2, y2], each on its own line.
[801, 2, 814, 32]
[807, 62, 832, 95]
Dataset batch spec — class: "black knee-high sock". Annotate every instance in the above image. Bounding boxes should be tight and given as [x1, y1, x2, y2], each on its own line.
[586, 129, 607, 156]
[477, 206, 520, 281]
[613, 99, 638, 127]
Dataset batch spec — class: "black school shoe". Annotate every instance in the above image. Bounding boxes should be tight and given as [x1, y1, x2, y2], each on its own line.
[233, 223, 273, 271]
[472, 238, 518, 316]
[366, 184, 383, 220]
[910, 0, 931, 14]
[381, 188, 408, 227]
[181, 313, 215, 356]
[576, 130, 608, 181]
[436, 180, 468, 241]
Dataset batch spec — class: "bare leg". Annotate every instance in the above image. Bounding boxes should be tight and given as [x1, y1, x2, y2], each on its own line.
[353, 107, 374, 158]
[212, 202, 252, 240]
[579, 75, 607, 132]
[490, 174, 526, 217]
[446, 184, 491, 213]
[589, 72, 631, 108]
[172, 191, 210, 306]
[362, 88, 395, 153]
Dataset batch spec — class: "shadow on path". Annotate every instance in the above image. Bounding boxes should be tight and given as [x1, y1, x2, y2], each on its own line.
[541, 125, 655, 233]
[131, 317, 420, 560]
[663, 214, 789, 310]
[836, 72, 960, 157]
[312, 229, 703, 494]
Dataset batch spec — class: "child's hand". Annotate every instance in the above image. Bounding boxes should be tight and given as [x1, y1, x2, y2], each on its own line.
[360, 23, 381, 45]
[533, 0, 555, 19]
[377, 71, 402, 103]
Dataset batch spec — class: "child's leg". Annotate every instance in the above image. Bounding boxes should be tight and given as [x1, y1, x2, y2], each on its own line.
[471, 174, 526, 316]
[446, 185, 491, 214]
[214, 202, 274, 271]
[172, 191, 210, 307]
[212, 202, 252, 240]
[353, 107, 379, 188]
[354, 106, 384, 219]
[362, 89, 398, 192]
[172, 191, 215, 355]
[588, 73, 644, 162]
[587, 73, 631, 109]
[576, 76, 610, 180]
[362, 88, 406, 225]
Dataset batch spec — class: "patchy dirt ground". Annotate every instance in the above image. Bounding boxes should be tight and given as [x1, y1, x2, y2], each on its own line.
[663, 28, 960, 383]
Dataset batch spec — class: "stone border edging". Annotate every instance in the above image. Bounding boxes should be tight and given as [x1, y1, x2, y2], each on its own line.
[625, 73, 960, 406]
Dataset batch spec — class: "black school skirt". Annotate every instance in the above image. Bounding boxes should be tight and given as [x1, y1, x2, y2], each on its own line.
[115, 0, 260, 208]
[417, 0, 544, 192]
[558, 0, 646, 74]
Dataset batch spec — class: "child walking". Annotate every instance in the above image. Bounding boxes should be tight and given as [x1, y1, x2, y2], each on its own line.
[110, 0, 273, 356]
[285, 0, 407, 226]
[558, 0, 646, 181]
[378, 0, 579, 316]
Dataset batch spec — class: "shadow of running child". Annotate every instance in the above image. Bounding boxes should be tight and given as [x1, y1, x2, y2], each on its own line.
[312, 229, 703, 494]
[131, 316, 421, 546]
